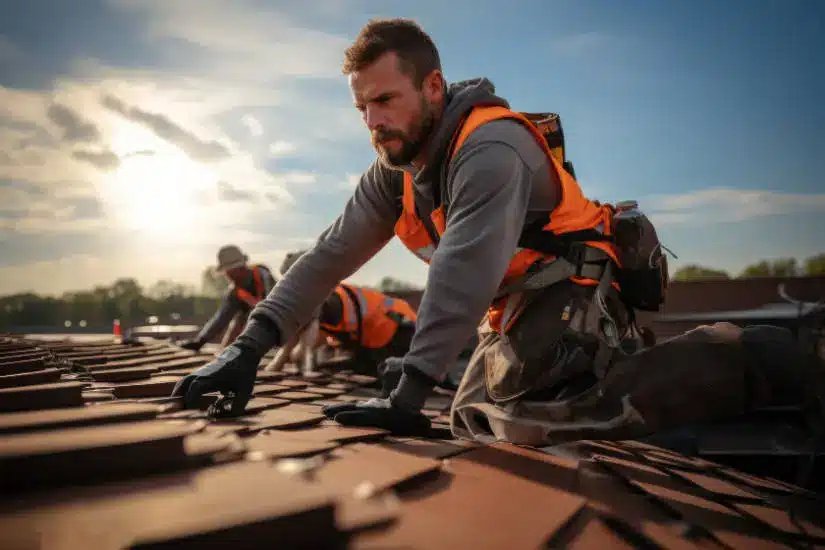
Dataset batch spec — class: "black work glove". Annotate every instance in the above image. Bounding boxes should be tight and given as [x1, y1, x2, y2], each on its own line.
[178, 339, 203, 352]
[171, 343, 261, 416]
[323, 358, 436, 436]
[323, 397, 431, 436]
[378, 359, 402, 398]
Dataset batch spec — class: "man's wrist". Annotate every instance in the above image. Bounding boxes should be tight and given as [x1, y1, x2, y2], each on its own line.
[389, 366, 437, 413]
[236, 316, 282, 357]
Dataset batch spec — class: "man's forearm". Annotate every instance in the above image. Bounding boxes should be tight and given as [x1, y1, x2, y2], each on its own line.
[240, 163, 400, 354]
[196, 297, 238, 345]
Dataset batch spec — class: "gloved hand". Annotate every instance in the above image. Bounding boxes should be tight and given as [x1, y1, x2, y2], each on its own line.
[323, 358, 436, 436]
[178, 339, 203, 352]
[322, 398, 431, 436]
[171, 343, 261, 416]
[377, 359, 402, 398]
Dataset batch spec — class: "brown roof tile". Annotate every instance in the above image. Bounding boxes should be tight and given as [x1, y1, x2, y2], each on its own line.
[0, 335, 823, 548]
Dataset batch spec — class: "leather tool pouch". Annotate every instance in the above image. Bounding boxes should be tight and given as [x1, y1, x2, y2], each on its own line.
[484, 281, 592, 403]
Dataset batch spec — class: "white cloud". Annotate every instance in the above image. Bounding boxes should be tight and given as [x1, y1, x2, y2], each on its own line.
[643, 187, 825, 226]
[241, 114, 263, 137]
[269, 140, 297, 157]
[0, 86, 52, 128]
[0, 2, 387, 295]
[107, 0, 351, 80]
[272, 171, 317, 187]
[0, 180, 106, 235]
[0, 66, 301, 241]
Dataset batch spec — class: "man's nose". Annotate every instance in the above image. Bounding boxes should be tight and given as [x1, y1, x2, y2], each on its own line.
[364, 106, 387, 131]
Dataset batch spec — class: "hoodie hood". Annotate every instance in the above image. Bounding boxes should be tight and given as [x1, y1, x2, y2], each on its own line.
[414, 78, 509, 195]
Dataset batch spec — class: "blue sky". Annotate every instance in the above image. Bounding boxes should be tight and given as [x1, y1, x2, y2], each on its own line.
[1, 0, 823, 296]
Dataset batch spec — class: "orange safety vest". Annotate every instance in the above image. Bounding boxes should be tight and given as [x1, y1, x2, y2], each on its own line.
[234, 265, 266, 308]
[393, 105, 621, 333]
[319, 283, 418, 349]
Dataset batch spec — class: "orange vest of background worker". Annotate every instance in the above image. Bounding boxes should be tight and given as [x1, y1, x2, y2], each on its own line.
[393, 105, 622, 335]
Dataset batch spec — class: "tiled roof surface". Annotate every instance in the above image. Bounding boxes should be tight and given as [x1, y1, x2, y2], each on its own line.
[1, 334, 824, 549]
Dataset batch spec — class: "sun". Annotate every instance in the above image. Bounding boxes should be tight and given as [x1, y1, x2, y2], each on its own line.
[102, 149, 218, 235]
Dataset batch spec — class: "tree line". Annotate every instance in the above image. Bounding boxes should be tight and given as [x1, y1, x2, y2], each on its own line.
[0, 267, 423, 331]
[672, 253, 825, 281]
[1, 256, 823, 331]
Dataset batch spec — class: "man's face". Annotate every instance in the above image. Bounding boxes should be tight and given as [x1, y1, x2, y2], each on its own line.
[223, 266, 247, 285]
[349, 52, 444, 168]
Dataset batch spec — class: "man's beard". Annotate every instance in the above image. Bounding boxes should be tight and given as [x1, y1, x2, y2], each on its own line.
[372, 97, 437, 168]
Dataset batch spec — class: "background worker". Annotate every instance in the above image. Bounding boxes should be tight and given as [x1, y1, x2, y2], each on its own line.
[266, 250, 417, 381]
[179, 245, 276, 353]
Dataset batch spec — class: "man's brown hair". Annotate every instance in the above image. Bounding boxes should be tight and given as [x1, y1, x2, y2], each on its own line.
[342, 18, 441, 88]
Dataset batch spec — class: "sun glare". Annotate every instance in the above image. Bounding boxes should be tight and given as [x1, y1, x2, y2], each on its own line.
[102, 149, 217, 236]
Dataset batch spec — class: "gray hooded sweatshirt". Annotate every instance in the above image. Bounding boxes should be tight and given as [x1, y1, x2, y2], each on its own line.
[241, 78, 561, 408]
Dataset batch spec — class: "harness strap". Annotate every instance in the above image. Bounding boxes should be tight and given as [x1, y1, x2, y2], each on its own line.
[588, 262, 621, 382]
[494, 246, 612, 301]
[520, 260, 623, 396]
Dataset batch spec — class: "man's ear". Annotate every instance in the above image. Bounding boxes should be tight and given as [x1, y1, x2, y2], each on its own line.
[421, 70, 445, 105]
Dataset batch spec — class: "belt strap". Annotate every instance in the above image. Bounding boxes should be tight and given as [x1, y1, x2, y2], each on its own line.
[587, 261, 622, 382]
[494, 246, 611, 301]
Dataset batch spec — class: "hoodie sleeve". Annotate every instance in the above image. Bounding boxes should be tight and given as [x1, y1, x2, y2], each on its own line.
[238, 161, 402, 355]
[195, 291, 242, 345]
[389, 119, 555, 411]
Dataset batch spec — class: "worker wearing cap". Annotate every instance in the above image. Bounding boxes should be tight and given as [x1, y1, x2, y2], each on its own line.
[179, 245, 276, 352]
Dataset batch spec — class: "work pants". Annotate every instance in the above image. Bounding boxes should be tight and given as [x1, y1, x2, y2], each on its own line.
[451, 319, 820, 446]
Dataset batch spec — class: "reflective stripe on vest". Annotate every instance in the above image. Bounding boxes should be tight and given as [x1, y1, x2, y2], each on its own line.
[235, 265, 265, 308]
[392, 105, 621, 333]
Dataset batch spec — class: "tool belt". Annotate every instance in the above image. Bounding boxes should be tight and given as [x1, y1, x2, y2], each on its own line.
[484, 247, 628, 403]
